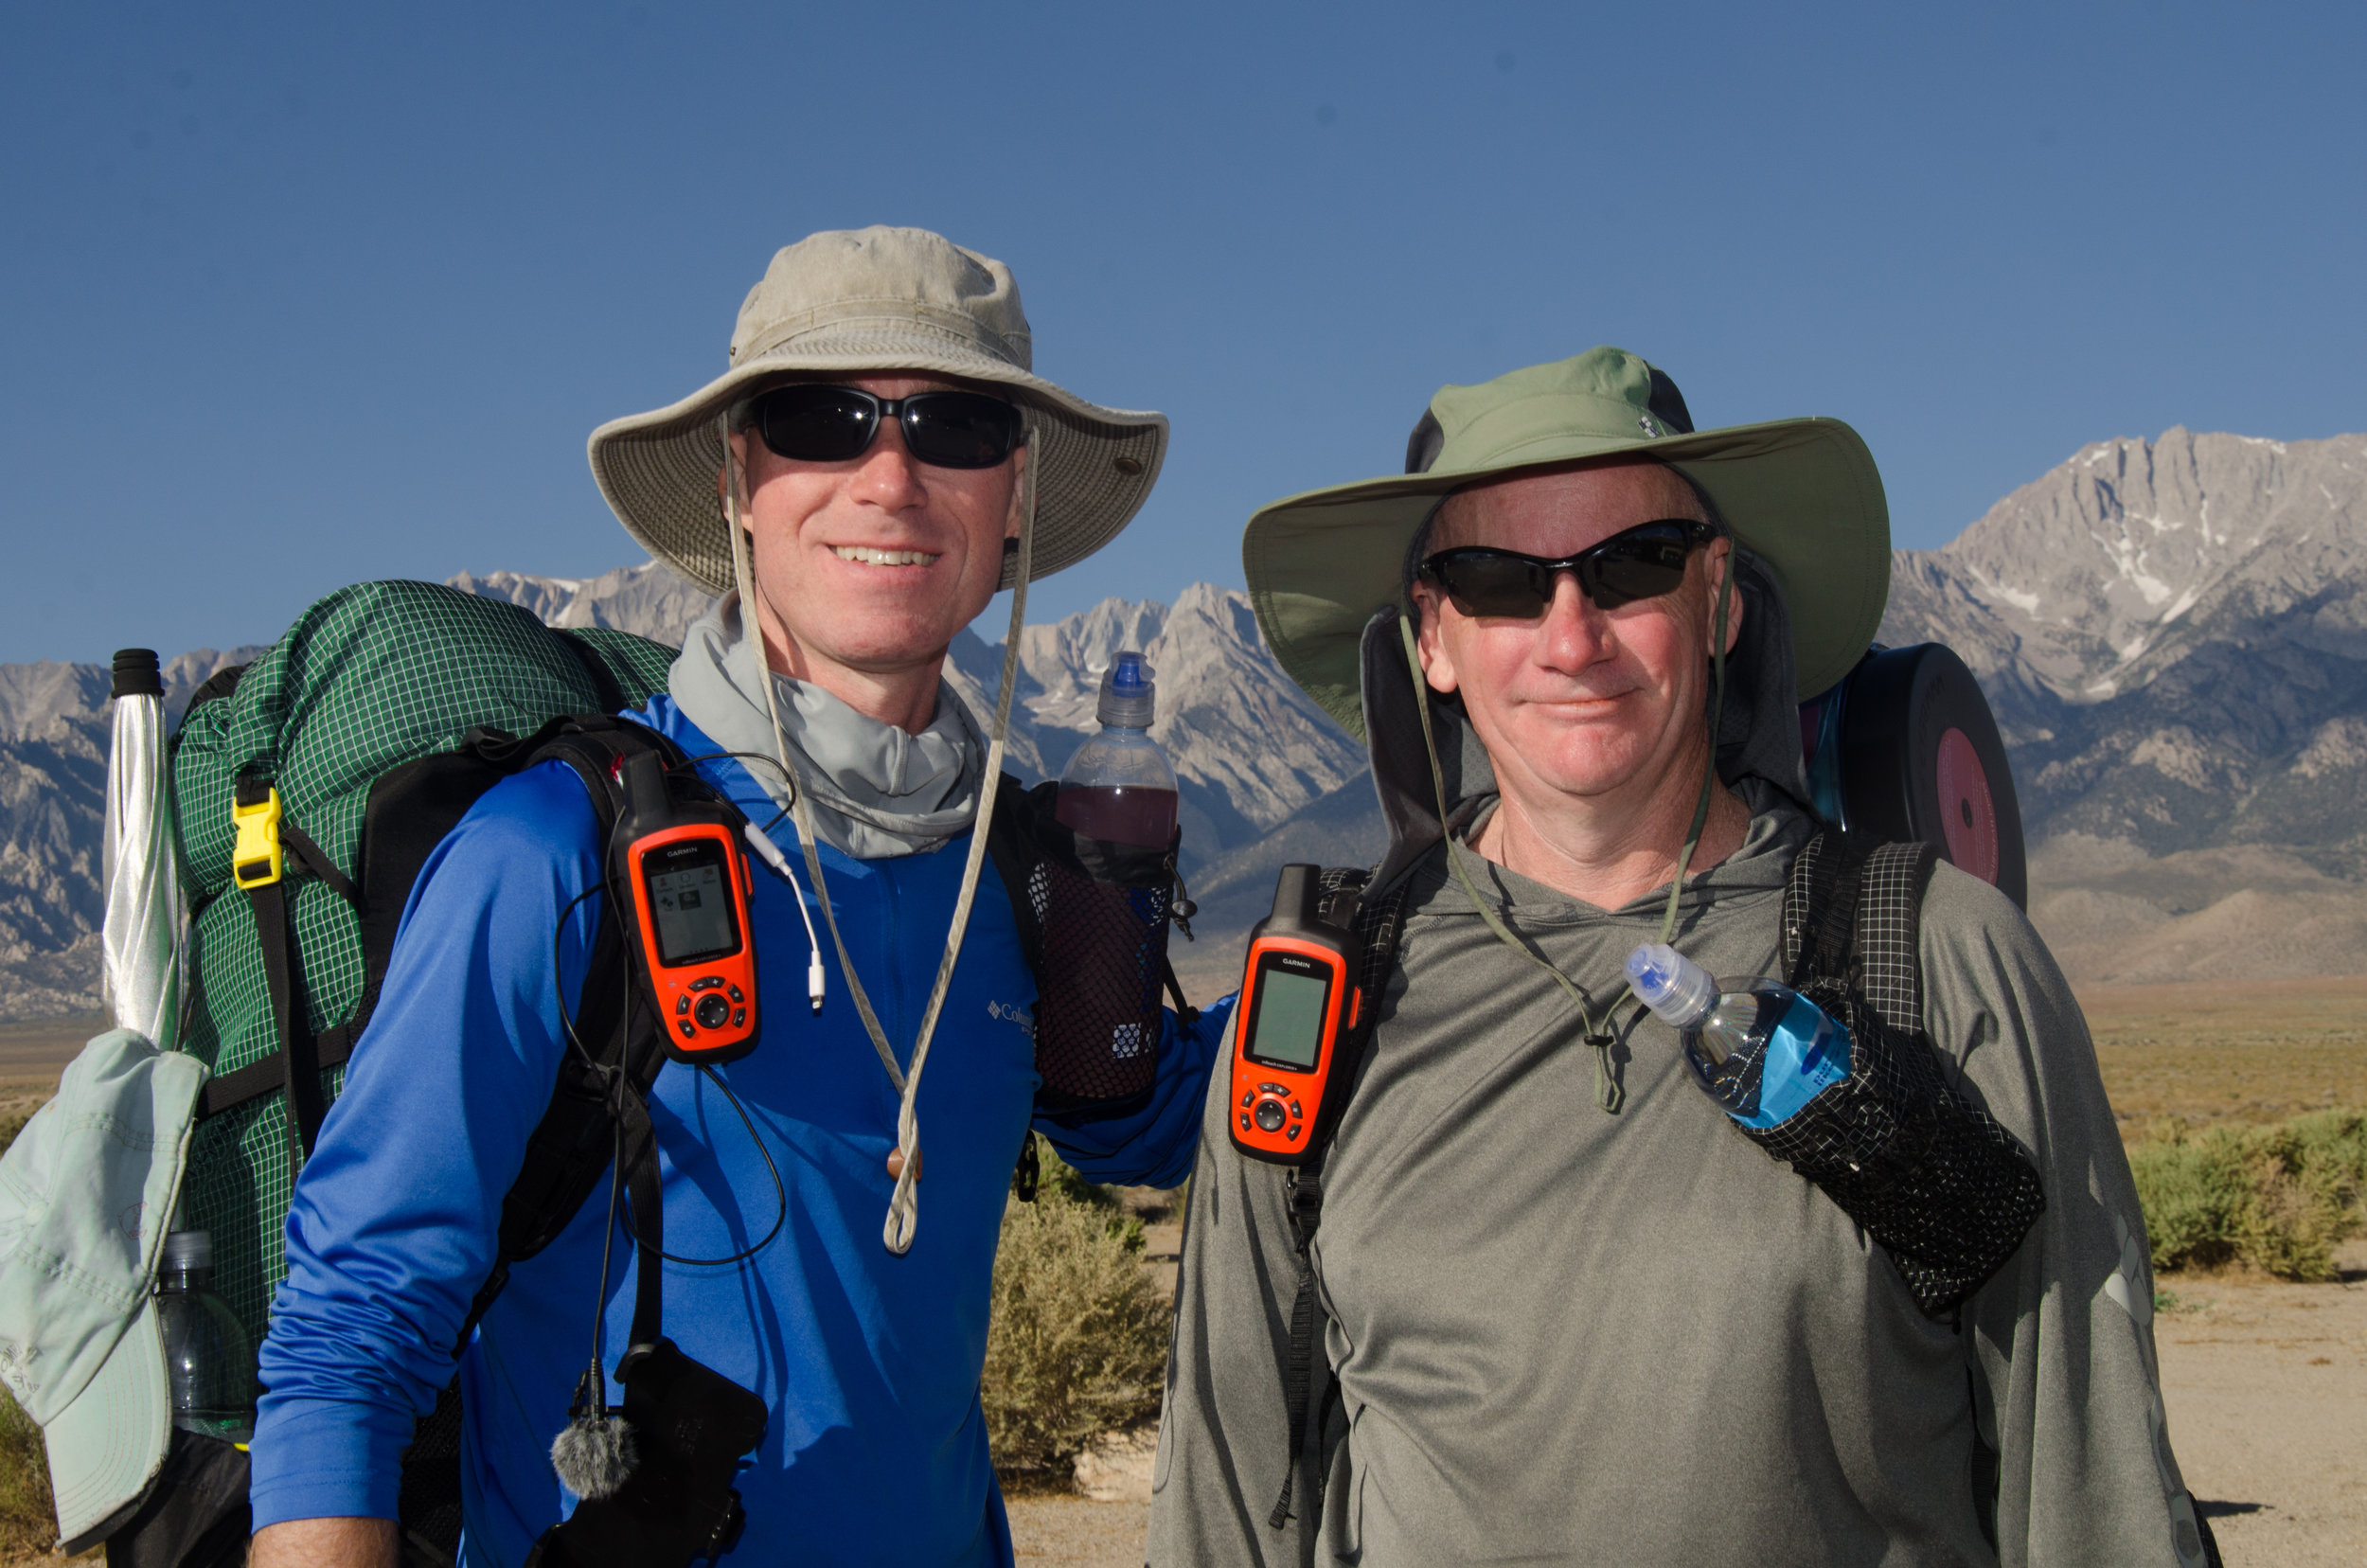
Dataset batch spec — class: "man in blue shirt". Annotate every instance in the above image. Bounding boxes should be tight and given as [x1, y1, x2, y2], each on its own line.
[249, 226, 1226, 1567]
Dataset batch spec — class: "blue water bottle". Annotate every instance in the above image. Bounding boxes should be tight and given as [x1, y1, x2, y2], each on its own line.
[1624, 944, 1852, 1129]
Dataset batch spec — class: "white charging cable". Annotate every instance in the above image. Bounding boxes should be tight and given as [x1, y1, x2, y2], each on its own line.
[742, 823, 827, 1014]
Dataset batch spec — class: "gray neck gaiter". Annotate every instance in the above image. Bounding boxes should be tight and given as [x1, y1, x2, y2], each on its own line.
[667, 595, 985, 859]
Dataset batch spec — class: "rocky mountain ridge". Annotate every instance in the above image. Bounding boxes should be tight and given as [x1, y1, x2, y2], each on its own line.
[1878, 428, 2367, 873]
[0, 648, 261, 1017]
[4, 425, 2364, 1018]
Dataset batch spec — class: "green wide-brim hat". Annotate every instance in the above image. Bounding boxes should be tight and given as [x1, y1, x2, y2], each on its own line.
[1243, 347, 1891, 739]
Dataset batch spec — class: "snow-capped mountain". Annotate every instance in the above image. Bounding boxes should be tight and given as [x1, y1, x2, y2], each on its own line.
[1879, 428, 2367, 871]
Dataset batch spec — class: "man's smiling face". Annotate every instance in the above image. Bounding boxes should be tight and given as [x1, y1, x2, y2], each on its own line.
[1411, 456, 1735, 813]
[730, 371, 1023, 701]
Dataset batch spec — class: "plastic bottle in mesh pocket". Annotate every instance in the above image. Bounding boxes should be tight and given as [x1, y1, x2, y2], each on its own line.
[1627, 942, 2044, 1315]
[1029, 853, 1172, 1103]
[1626, 944, 1851, 1127]
[1031, 652, 1182, 1104]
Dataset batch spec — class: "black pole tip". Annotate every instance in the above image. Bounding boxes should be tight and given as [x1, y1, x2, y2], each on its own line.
[111, 649, 163, 700]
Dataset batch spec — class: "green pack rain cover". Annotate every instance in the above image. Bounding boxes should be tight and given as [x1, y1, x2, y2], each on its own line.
[169, 579, 675, 1341]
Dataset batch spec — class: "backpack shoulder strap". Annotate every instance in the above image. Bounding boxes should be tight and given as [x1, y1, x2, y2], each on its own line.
[1783, 830, 1939, 1038]
[1783, 829, 1868, 990]
[1851, 840, 1941, 1040]
[395, 717, 688, 1562]
[454, 718, 687, 1341]
[1268, 865, 1411, 1530]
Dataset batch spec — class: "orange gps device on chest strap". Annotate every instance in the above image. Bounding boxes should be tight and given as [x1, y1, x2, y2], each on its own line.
[614, 749, 759, 1065]
[1228, 864, 1363, 1165]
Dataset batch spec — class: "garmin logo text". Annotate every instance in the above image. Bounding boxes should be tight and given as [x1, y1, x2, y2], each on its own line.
[987, 999, 1035, 1038]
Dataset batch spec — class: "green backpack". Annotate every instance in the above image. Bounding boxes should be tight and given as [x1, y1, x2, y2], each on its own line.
[169, 579, 675, 1350]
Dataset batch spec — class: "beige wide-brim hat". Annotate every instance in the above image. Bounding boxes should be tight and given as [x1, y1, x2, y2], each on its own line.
[1243, 347, 1892, 739]
[589, 226, 1168, 595]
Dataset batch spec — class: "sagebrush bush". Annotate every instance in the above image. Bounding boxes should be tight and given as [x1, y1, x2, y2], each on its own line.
[2131, 1109, 2367, 1280]
[0, 1391, 58, 1559]
[0, 1108, 57, 1559]
[981, 1182, 1172, 1480]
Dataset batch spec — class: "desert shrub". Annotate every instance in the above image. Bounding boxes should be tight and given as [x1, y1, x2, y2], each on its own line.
[0, 1391, 58, 1559]
[1035, 1142, 1119, 1211]
[2128, 1132, 2254, 1271]
[1032, 1138, 1187, 1225]
[0, 1101, 56, 1559]
[981, 1185, 1171, 1481]
[2131, 1109, 2367, 1280]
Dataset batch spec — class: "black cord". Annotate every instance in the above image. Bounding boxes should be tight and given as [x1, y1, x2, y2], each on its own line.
[584, 1114, 628, 1401]
[551, 767, 789, 1346]
[614, 1062, 789, 1268]
[551, 882, 613, 1077]
[672, 748, 799, 837]
[549, 876, 624, 1407]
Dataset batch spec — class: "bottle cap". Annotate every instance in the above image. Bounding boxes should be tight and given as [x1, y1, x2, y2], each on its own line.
[1096, 652, 1156, 728]
[162, 1230, 211, 1272]
[1625, 944, 1718, 1030]
[111, 649, 163, 700]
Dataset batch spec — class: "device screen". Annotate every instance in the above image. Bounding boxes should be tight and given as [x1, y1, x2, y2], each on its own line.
[644, 845, 740, 966]
[1245, 955, 1332, 1071]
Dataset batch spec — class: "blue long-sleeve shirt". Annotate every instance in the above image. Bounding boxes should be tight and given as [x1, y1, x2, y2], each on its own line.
[251, 698, 1231, 1567]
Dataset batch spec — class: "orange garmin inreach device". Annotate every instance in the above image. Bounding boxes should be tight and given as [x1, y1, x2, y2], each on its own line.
[614, 748, 760, 1065]
[1228, 864, 1362, 1165]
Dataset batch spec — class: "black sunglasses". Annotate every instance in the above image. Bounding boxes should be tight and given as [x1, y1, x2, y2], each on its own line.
[1418, 520, 1717, 619]
[743, 383, 1024, 471]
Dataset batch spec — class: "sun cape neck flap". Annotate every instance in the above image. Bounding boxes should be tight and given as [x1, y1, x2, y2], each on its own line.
[667, 595, 986, 859]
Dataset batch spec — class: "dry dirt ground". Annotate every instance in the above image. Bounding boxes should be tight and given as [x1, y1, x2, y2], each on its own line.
[0, 1013, 102, 1096]
[2154, 1241, 2367, 1568]
[1006, 1492, 1152, 1568]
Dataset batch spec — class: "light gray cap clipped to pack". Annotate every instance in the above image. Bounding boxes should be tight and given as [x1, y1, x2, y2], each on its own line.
[0, 1028, 205, 1550]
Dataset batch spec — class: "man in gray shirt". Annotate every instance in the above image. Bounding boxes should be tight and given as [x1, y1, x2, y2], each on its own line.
[1148, 349, 2214, 1566]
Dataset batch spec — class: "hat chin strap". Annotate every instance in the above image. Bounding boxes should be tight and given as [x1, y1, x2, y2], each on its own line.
[721, 416, 1037, 1255]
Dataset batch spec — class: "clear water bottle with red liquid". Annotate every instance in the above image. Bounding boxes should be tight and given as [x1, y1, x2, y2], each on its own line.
[1036, 652, 1178, 1103]
[1054, 653, 1178, 848]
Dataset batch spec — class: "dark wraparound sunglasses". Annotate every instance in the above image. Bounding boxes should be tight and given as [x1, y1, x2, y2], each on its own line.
[1418, 520, 1717, 618]
[744, 384, 1024, 470]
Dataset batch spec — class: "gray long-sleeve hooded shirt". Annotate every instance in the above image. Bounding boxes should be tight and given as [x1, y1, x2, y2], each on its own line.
[1148, 590, 2208, 1567]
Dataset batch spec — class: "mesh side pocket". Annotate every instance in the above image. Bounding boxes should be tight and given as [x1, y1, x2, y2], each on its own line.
[1746, 982, 2046, 1316]
[1015, 788, 1178, 1107]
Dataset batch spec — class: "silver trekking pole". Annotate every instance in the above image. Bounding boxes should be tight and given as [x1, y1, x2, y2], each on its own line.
[104, 649, 187, 1050]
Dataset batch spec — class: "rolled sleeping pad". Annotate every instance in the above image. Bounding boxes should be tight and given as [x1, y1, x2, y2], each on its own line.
[1797, 644, 2027, 909]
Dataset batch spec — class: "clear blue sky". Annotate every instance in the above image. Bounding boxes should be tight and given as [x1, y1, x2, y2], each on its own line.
[4, 1, 2361, 665]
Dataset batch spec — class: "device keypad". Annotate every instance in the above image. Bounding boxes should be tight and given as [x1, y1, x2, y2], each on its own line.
[1245, 1081, 1305, 1144]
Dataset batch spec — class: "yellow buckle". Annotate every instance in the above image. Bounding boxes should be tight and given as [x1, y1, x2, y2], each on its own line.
[231, 786, 285, 890]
